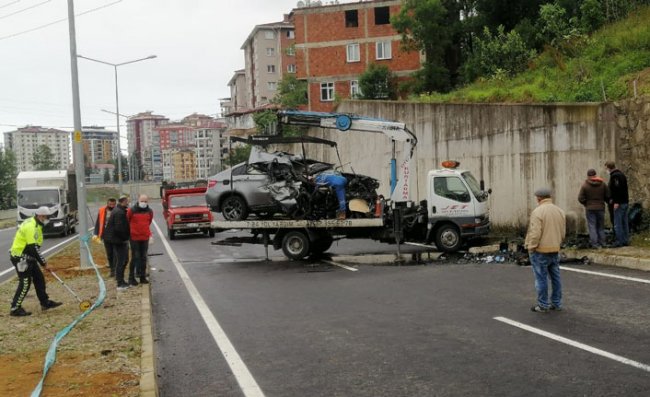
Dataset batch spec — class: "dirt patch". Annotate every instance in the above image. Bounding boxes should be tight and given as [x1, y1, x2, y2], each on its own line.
[0, 241, 142, 396]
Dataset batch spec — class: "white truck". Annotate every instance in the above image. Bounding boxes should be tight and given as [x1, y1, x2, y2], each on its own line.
[211, 111, 491, 261]
[16, 170, 79, 236]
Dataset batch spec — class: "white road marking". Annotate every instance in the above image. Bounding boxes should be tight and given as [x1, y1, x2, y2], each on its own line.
[494, 316, 650, 373]
[561, 266, 650, 284]
[321, 259, 359, 272]
[0, 226, 16, 233]
[152, 220, 265, 397]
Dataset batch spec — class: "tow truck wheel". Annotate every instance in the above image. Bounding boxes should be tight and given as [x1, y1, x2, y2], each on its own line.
[281, 231, 310, 260]
[435, 224, 461, 252]
[311, 235, 333, 255]
[222, 195, 248, 221]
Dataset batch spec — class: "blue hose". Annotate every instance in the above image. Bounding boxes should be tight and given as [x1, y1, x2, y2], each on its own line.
[31, 236, 107, 397]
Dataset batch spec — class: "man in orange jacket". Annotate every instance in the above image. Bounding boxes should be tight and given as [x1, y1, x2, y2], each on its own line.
[93, 198, 117, 276]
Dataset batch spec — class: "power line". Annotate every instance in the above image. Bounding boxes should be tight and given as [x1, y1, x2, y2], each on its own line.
[0, 0, 123, 42]
[0, 0, 52, 21]
[0, 1, 21, 10]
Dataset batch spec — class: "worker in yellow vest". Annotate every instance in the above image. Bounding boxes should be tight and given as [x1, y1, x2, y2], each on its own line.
[9, 206, 62, 317]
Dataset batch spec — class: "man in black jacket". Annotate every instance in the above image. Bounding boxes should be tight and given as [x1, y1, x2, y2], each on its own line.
[605, 161, 630, 247]
[103, 196, 131, 289]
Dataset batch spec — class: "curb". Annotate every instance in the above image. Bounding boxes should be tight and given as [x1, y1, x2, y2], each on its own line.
[563, 250, 650, 272]
[140, 284, 158, 397]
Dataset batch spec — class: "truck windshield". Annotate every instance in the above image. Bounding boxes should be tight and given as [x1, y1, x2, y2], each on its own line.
[462, 172, 488, 203]
[169, 194, 207, 208]
[18, 190, 60, 209]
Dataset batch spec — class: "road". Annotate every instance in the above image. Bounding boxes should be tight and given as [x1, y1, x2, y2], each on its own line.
[147, 202, 650, 397]
[0, 206, 97, 285]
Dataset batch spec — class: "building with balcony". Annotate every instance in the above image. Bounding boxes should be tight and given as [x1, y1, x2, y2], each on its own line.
[3, 126, 71, 172]
[126, 111, 169, 181]
[82, 126, 118, 166]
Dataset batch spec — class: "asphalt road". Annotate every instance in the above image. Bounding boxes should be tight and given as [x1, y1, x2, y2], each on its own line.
[148, 203, 650, 397]
[0, 206, 97, 285]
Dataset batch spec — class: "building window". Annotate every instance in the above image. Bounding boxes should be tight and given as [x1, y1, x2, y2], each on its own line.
[286, 45, 295, 56]
[375, 6, 390, 25]
[287, 64, 296, 73]
[350, 80, 361, 98]
[376, 41, 392, 60]
[320, 82, 334, 102]
[266, 47, 275, 56]
[264, 30, 275, 39]
[267, 65, 276, 73]
[287, 30, 295, 39]
[346, 43, 360, 63]
[345, 10, 358, 27]
[268, 82, 277, 91]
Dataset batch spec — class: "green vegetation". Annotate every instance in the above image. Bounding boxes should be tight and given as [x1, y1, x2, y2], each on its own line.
[86, 186, 120, 203]
[32, 145, 58, 170]
[359, 63, 398, 100]
[419, 6, 650, 103]
[0, 150, 17, 209]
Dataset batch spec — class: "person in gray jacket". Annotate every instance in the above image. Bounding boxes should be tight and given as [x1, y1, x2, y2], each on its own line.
[578, 169, 610, 248]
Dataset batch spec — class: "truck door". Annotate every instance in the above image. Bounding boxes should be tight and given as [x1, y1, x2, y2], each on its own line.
[429, 175, 474, 223]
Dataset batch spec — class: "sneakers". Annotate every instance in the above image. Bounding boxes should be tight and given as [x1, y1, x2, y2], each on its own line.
[128, 279, 139, 287]
[139, 278, 149, 284]
[41, 300, 63, 310]
[117, 283, 130, 291]
[530, 305, 549, 313]
[550, 305, 562, 311]
[10, 307, 32, 317]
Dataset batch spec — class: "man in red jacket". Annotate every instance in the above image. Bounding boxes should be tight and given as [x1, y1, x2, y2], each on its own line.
[127, 194, 153, 285]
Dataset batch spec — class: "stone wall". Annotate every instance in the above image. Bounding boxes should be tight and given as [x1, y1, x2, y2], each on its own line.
[613, 97, 650, 208]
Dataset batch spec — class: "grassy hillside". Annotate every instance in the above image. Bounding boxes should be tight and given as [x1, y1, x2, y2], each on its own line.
[420, 6, 650, 103]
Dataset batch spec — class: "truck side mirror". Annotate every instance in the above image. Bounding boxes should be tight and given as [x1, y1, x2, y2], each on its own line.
[480, 180, 485, 191]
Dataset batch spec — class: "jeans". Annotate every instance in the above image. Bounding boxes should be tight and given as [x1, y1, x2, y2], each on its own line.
[586, 210, 606, 247]
[530, 252, 562, 309]
[113, 242, 129, 284]
[315, 173, 347, 211]
[613, 203, 630, 246]
[129, 240, 149, 280]
[10, 256, 49, 309]
[103, 240, 115, 273]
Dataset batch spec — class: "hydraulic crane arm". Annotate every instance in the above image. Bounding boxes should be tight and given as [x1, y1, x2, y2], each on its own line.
[278, 110, 418, 203]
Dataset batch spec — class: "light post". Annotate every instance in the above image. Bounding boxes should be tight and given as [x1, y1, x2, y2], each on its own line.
[77, 54, 157, 194]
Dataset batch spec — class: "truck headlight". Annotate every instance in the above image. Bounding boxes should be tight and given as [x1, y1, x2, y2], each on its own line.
[202, 213, 209, 219]
[53, 222, 63, 227]
[175, 215, 181, 221]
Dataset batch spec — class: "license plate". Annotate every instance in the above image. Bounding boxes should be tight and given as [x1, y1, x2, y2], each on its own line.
[187, 223, 198, 228]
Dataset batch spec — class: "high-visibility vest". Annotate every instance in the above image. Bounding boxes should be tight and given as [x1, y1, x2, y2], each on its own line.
[97, 206, 110, 238]
[11, 217, 43, 257]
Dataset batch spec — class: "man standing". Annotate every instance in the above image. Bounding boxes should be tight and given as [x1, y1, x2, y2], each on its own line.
[525, 188, 566, 313]
[9, 207, 62, 316]
[103, 196, 131, 290]
[605, 161, 630, 247]
[127, 194, 153, 286]
[578, 169, 609, 248]
[93, 198, 117, 276]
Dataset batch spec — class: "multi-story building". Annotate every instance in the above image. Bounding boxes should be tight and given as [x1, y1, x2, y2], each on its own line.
[126, 111, 168, 181]
[227, 70, 248, 113]
[292, 0, 422, 112]
[162, 149, 197, 182]
[3, 126, 71, 172]
[82, 126, 118, 165]
[241, 17, 295, 109]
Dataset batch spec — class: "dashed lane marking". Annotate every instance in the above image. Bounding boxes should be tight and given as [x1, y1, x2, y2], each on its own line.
[494, 316, 650, 373]
[321, 259, 359, 272]
[152, 220, 265, 397]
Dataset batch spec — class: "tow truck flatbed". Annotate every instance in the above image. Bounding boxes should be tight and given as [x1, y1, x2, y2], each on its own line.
[212, 218, 384, 230]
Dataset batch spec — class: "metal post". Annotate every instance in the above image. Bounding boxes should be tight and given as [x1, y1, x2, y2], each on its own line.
[66, 0, 89, 268]
[114, 66, 123, 194]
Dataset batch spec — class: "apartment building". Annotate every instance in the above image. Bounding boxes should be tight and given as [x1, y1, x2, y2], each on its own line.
[82, 126, 118, 165]
[241, 17, 295, 109]
[3, 126, 71, 172]
[126, 111, 169, 181]
[162, 149, 197, 182]
[227, 70, 248, 113]
[292, 0, 421, 111]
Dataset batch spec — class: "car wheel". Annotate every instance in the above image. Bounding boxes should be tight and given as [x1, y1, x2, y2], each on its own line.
[221, 195, 248, 221]
[168, 228, 176, 240]
[281, 231, 310, 261]
[434, 224, 461, 252]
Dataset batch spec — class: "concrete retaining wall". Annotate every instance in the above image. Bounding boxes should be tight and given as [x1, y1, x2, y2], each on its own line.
[285, 101, 619, 231]
[0, 209, 15, 220]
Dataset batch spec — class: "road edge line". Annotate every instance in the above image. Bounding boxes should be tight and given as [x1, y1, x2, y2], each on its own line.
[140, 283, 158, 397]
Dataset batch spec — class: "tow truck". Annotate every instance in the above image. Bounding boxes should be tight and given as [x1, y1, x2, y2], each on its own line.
[211, 110, 490, 260]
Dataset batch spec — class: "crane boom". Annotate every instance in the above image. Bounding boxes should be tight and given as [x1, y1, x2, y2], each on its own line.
[278, 110, 417, 203]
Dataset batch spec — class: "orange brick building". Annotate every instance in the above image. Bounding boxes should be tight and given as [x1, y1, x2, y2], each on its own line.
[292, 0, 422, 112]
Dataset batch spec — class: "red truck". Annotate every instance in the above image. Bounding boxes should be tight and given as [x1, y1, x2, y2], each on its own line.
[162, 187, 215, 240]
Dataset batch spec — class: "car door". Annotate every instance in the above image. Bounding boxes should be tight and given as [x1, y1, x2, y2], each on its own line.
[429, 175, 475, 222]
[235, 164, 274, 207]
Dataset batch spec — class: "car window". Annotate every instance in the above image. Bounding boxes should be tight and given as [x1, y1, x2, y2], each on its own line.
[169, 194, 207, 208]
[433, 176, 471, 203]
[231, 165, 246, 176]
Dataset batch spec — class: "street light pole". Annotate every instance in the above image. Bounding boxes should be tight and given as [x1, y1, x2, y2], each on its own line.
[77, 54, 157, 194]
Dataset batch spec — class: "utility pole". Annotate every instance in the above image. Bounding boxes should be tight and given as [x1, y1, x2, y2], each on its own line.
[66, 0, 89, 267]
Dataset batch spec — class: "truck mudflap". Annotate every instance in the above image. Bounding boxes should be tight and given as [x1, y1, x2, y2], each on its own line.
[212, 218, 384, 230]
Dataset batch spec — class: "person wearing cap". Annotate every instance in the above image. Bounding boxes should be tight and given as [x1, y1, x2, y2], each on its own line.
[8, 206, 62, 316]
[103, 196, 131, 290]
[605, 161, 630, 247]
[578, 169, 610, 248]
[93, 198, 117, 276]
[524, 188, 566, 313]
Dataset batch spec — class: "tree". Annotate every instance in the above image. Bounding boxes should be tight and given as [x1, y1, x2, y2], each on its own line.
[274, 75, 308, 108]
[359, 63, 398, 100]
[252, 110, 278, 135]
[103, 168, 111, 183]
[0, 149, 17, 209]
[224, 145, 251, 166]
[32, 145, 58, 170]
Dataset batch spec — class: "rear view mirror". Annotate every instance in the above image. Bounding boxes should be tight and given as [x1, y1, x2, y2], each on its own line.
[480, 180, 485, 191]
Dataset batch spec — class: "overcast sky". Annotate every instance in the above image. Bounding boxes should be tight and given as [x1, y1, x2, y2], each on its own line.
[0, 0, 323, 144]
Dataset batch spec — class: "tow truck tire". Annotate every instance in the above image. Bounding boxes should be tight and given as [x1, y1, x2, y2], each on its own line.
[281, 231, 310, 260]
[434, 224, 462, 252]
[168, 227, 176, 240]
[311, 235, 333, 255]
[221, 195, 248, 221]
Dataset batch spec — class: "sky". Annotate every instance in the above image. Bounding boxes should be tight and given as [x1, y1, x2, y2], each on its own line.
[0, 0, 323, 148]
